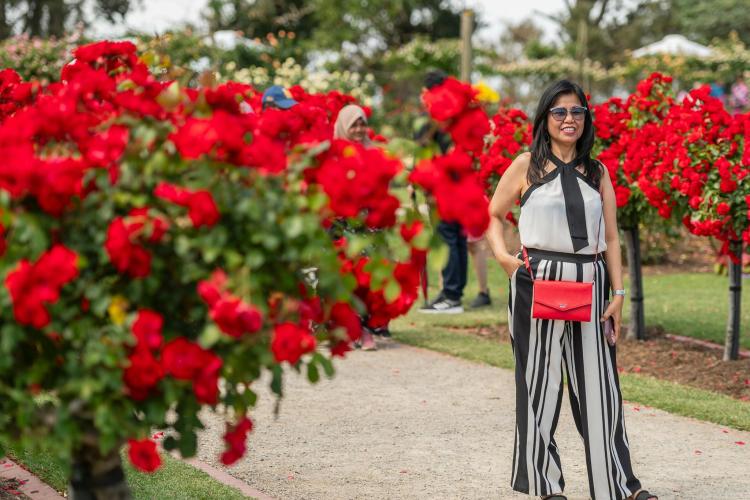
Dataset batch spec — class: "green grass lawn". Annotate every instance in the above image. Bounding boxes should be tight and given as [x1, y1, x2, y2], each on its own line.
[631, 272, 750, 349]
[414, 253, 750, 349]
[5, 446, 248, 499]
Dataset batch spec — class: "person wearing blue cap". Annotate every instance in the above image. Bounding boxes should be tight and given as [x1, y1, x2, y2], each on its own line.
[261, 85, 299, 110]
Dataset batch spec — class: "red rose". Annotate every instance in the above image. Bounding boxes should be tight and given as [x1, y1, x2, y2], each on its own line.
[720, 178, 737, 193]
[104, 217, 152, 278]
[192, 351, 222, 405]
[210, 298, 263, 338]
[717, 202, 731, 216]
[421, 77, 476, 122]
[161, 337, 206, 380]
[5, 245, 79, 328]
[330, 340, 351, 357]
[197, 270, 227, 307]
[400, 221, 424, 244]
[220, 417, 253, 465]
[240, 134, 287, 174]
[689, 196, 703, 210]
[271, 322, 316, 364]
[123, 348, 163, 400]
[186, 191, 220, 228]
[155, 183, 220, 228]
[127, 438, 162, 473]
[447, 107, 490, 156]
[132, 309, 163, 350]
[613, 185, 631, 208]
[299, 296, 324, 325]
[329, 302, 361, 342]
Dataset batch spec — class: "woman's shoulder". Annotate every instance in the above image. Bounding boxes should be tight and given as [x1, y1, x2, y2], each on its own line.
[593, 158, 609, 177]
[517, 151, 532, 163]
[506, 151, 532, 179]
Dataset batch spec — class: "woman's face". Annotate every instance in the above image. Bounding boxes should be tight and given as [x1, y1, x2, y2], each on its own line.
[348, 117, 368, 143]
[547, 93, 585, 148]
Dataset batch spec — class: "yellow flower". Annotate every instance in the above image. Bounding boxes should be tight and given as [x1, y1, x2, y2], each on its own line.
[108, 295, 129, 326]
[474, 81, 500, 103]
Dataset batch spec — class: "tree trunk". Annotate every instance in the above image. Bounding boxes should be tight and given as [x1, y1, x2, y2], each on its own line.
[459, 9, 473, 82]
[24, 0, 44, 37]
[723, 240, 743, 361]
[68, 439, 131, 500]
[0, 0, 10, 40]
[47, 0, 66, 38]
[623, 226, 646, 340]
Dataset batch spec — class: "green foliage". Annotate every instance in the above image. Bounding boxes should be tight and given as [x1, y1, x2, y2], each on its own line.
[0, 33, 80, 82]
[205, 0, 316, 40]
[310, 0, 462, 53]
[670, 0, 750, 47]
[0, 0, 134, 39]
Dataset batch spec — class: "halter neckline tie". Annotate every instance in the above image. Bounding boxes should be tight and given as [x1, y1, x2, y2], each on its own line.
[549, 154, 589, 252]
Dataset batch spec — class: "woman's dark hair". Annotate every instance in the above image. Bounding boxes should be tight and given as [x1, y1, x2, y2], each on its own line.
[529, 80, 600, 186]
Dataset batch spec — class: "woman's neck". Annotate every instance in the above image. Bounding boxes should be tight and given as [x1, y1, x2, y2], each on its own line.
[550, 143, 577, 163]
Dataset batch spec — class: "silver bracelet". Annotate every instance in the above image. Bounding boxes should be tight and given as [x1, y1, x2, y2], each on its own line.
[613, 289, 626, 296]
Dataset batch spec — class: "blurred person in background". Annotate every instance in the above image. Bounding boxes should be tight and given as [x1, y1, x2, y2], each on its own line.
[332, 104, 382, 350]
[729, 74, 749, 113]
[416, 70, 468, 314]
[262, 85, 298, 110]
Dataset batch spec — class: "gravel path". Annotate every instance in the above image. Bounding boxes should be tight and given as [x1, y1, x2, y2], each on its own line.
[197, 340, 750, 500]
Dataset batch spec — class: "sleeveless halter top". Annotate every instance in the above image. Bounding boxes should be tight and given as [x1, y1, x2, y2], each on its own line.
[518, 157, 607, 255]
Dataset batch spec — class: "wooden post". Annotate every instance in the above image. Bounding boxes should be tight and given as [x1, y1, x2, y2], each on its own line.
[624, 226, 646, 340]
[724, 240, 743, 361]
[576, 18, 588, 88]
[460, 9, 473, 82]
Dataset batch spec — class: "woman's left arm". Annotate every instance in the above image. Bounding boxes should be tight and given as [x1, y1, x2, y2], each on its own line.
[599, 164, 625, 342]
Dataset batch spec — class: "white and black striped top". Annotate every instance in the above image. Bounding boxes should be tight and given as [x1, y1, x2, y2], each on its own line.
[518, 167, 606, 255]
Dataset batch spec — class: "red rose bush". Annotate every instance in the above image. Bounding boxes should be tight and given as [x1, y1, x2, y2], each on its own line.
[0, 40, 426, 487]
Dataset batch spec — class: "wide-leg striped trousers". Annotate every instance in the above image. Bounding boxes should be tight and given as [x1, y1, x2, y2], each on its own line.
[507, 249, 642, 500]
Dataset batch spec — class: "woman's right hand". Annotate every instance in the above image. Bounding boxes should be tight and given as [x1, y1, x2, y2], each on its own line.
[500, 253, 524, 278]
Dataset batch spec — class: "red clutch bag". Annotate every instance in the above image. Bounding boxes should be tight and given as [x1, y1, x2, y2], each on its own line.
[530, 278, 593, 322]
[521, 247, 597, 323]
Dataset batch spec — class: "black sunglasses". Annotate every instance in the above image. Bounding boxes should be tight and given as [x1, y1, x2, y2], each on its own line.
[549, 106, 587, 121]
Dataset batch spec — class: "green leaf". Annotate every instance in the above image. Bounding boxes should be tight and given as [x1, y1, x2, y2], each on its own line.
[384, 279, 401, 303]
[199, 324, 222, 348]
[315, 353, 335, 378]
[412, 225, 431, 250]
[175, 235, 191, 256]
[270, 364, 283, 397]
[178, 430, 197, 458]
[306, 362, 320, 384]
[284, 215, 304, 239]
[241, 389, 257, 408]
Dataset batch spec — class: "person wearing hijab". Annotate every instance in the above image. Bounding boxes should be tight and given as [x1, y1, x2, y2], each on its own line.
[332, 104, 381, 351]
[334, 104, 371, 145]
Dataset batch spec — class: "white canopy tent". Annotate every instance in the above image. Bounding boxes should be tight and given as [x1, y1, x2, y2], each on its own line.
[632, 34, 714, 58]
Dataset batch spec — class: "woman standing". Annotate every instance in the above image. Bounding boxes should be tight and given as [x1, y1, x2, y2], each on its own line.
[486, 80, 657, 500]
[333, 104, 379, 351]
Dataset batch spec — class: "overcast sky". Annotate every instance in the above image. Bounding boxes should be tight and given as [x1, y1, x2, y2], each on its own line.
[92, 0, 565, 43]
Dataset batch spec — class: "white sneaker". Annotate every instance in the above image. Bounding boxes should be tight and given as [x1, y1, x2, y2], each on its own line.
[418, 296, 464, 314]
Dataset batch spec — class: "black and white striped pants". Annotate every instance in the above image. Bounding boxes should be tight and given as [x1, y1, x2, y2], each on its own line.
[507, 249, 642, 500]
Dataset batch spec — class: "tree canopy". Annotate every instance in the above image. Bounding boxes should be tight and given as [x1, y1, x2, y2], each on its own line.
[203, 0, 464, 54]
[0, 0, 135, 39]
